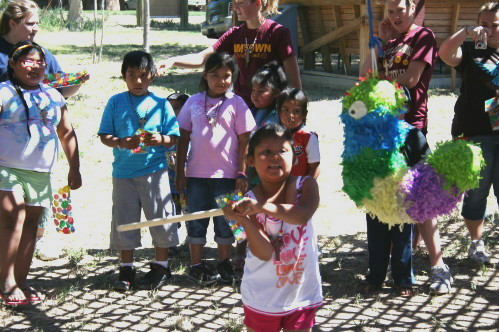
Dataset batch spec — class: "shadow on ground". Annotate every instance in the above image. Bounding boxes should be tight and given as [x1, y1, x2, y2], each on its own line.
[1, 216, 497, 331]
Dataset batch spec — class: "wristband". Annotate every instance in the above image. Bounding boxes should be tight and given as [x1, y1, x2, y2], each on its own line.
[465, 26, 471, 35]
[236, 171, 247, 180]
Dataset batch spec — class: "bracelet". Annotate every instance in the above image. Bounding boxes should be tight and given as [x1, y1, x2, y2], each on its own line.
[465, 26, 471, 35]
[237, 171, 247, 178]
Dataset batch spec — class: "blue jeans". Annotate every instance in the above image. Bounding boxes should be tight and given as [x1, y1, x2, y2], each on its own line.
[365, 214, 414, 287]
[185, 177, 235, 245]
[462, 135, 499, 220]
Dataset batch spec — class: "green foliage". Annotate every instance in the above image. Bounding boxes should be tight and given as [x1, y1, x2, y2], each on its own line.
[150, 19, 200, 32]
[39, 8, 103, 32]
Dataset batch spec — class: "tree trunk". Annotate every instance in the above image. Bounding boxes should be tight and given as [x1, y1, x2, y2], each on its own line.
[106, 0, 120, 10]
[68, 0, 83, 25]
[143, 0, 150, 53]
[92, 0, 97, 63]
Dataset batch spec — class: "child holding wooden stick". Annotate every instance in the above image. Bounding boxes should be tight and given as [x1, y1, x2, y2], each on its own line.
[222, 124, 322, 331]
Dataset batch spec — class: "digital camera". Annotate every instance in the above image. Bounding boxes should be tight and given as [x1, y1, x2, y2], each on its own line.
[475, 40, 487, 49]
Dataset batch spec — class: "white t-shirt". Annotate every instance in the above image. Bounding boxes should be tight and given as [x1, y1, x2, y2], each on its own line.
[0, 81, 65, 172]
[241, 176, 323, 316]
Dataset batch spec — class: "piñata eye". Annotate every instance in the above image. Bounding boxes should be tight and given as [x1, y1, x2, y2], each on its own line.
[348, 101, 367, 119]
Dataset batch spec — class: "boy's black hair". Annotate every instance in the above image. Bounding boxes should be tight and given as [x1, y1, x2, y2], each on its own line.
[251, 60, 288, 94]
[276, 88, 309, 125]
[167, 92, 190, 104]
[121, 50, 155, 77]
[8, 40, 45, 83]
[199, 52, 236, 92]
[248, 123, 294, 157]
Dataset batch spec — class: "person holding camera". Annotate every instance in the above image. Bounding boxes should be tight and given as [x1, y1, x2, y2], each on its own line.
[439, 2, 499, 266]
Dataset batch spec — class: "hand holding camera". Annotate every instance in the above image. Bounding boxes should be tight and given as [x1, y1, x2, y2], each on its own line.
[465, 25, 488, 49]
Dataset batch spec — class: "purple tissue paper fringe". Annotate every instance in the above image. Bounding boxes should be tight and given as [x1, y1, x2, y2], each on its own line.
[402, 163, 463, 223]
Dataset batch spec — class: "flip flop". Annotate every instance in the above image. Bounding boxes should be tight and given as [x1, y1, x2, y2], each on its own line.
[21, 286, 43, 304]
[393, 285, 415, 298]
[0, 289, 29, 306]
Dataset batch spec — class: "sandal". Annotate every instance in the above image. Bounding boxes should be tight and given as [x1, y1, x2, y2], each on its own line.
[21, 286, 43, 304]
[0, 288, 29, 306]
[356, 280, 383, 294]
[393, 285, 414, 298]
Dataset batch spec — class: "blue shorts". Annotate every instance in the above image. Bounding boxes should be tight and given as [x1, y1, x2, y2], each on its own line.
[461, 135, 499, 220]
[185, 177, 235, 245]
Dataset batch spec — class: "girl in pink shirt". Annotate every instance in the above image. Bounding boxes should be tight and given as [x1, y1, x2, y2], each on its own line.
[176, 52, 256, 285]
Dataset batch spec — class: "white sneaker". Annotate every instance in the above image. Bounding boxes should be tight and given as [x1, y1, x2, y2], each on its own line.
[468, 239, 490, 264]
[430, 264, 452, 295]
[35, 237, 62, 261]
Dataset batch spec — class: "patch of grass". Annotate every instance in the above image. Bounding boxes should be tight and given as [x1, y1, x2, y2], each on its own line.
[65, 247, 88, 269]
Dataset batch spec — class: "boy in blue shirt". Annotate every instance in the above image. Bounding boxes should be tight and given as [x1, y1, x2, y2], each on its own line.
[98, 51, 180, 291]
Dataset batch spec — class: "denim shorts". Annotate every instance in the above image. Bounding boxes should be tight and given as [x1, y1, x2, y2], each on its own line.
[462, 135, 499, 220]
[185, 177, 236, 245]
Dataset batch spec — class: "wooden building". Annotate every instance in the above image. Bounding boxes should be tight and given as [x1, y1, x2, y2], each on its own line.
[280, 0, 487, 88]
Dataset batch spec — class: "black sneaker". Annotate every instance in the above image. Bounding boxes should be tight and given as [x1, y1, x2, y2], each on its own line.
[217, 259, 237, 284]
[187, 262, 220, 286]
[113, 265, 136, 291]
[135, 263, 172, 290]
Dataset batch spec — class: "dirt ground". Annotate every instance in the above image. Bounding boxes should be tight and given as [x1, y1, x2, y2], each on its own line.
[0, 211, 497, 331]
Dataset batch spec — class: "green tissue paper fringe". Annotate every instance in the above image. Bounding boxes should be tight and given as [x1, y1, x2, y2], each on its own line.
[426, 140, 485, 192]
[343, 78, 407, 116]
[342, 148, 407, 205]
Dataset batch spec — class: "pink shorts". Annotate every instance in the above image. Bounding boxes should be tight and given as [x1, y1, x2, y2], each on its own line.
[243, 305, 317, 332]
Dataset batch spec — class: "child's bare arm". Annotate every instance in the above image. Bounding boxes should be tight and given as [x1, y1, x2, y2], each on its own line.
[99, 133, 140, 150]
[245, 178, 319, 225]
[57, 106, 82, 190]
[222, 203, 274, 261]
[143, 133, 178, 147]
[175, 129, 190, 193]
[236, 131, 251, 193]
[307, 162, 320, 180]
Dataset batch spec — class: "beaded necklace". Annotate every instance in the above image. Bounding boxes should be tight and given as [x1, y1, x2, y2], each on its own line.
[128, 92, 150, 129]
[31, 85, 50, 125]
[244, 18, 266, 68]
[204, 92, 227, 127]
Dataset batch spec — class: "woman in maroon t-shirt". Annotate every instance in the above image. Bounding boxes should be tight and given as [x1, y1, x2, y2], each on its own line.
[157, 0, 301, 109]
[360, 0, 450, 296]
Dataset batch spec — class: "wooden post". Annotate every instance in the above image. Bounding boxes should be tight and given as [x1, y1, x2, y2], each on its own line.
[333, 5, 352, 75]
[450, 4, 461, 90]
[136, 0, 143, 27]
[316, 7, 332, 72]
[358, 2, 369, 76]
[298, 6, 315, 70]
[179, 0, 188, 29]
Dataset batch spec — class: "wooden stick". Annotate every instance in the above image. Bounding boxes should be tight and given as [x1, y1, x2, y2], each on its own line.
[117, 208, 224, 232]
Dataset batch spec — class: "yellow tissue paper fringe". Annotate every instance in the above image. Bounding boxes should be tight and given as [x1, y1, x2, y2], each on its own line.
[362, 167, 414, 228]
